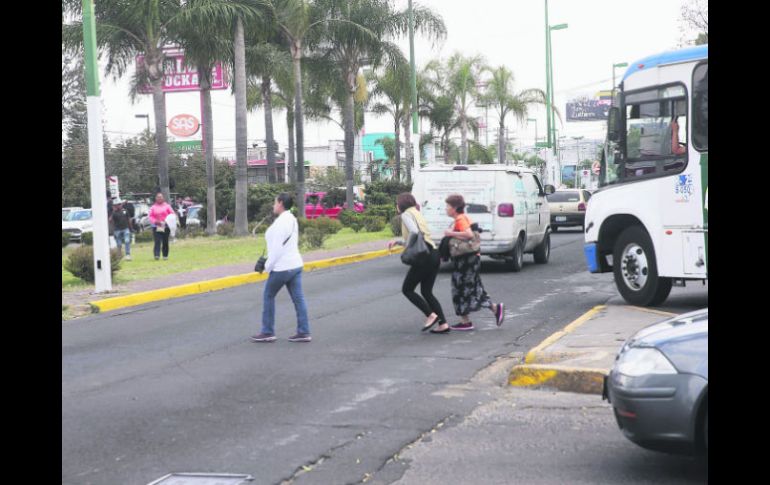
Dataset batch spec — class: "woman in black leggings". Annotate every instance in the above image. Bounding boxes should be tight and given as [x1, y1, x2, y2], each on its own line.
[388, 193, 449, 334]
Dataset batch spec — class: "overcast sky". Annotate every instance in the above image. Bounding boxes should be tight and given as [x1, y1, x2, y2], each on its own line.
[96, 0, 690, 156]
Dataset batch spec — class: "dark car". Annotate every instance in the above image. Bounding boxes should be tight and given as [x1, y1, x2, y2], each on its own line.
[604, 308, 708, 456]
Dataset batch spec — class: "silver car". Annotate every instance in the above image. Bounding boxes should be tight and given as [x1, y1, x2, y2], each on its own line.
[604, 308, 708, 456]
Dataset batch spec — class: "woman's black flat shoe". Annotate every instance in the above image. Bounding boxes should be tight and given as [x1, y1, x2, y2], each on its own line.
[429, 326, 451, 334]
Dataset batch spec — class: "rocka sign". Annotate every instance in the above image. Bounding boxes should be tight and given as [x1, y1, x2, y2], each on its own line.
[136, 50, 227, 93]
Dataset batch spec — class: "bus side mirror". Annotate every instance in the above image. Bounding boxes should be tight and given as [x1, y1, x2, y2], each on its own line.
[607, 107, 621, 142]
[543, 184, 556, 195]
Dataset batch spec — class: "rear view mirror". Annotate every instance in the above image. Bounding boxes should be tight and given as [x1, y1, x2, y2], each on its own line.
[607, 107, 621, 142]
[543, 184, 556, 195]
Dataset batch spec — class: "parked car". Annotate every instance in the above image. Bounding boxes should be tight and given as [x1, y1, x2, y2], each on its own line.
[411, 164, 555, 271]
[604, 308, 708, 456]
[62, 207, 84, 221]
[62, 209, 93, 242]
[184, 204, 203, 227]
[548, 189, 591, 231]
[304, 192, 364, 219]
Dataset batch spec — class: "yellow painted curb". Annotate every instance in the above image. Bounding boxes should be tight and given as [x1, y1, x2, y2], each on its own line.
[524, 305, 607, 364]
[90, 246, 403, 314]
[509, 364, 608, 394]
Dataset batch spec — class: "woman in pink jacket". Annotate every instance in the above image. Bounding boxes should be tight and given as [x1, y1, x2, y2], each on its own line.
[149, 192, 174, 260]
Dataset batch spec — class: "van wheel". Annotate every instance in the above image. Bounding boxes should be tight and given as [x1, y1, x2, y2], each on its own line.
[534, 232, 550, 264]
[507, 237, 524, 272]
[612, 226, 672, 306]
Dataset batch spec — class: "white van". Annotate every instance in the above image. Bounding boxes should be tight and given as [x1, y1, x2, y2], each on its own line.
[411, 164, 555, 271]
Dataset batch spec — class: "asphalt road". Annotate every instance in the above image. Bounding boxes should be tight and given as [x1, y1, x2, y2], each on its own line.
[62, 229, 708, 484]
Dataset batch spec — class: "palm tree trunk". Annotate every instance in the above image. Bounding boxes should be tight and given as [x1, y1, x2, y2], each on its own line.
[291, 44, 306, 219]
[262, 75, 277, 183]
[402, 117, 411, 183]
[394, 119, 401, 182]
[498, 122, 506, 164]
[343, 89, 356, 211]
[443, 132, 450, 163]
[199, 65, 216, 236]
[234, 17, 248, 236]
[286, 105, 295, 185]
[461, 117, 468, 164]
[151, 78, 170, 201]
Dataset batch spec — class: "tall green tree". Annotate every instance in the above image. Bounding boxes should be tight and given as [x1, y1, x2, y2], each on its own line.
[479, 66, 546, 164]
[370, 63, 411, 181]
[316, 0, 445, 209]
[446, 53, 485, 164]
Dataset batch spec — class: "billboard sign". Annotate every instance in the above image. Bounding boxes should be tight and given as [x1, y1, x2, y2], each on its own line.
[566, 90, 613, 122]
[136, 49, 227, 94]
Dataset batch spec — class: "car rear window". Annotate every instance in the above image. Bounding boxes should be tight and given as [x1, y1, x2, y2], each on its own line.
[547, 191, 580, 202]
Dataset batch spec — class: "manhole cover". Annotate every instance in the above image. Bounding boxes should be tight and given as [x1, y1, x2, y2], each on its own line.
[147, 473, 254, 485]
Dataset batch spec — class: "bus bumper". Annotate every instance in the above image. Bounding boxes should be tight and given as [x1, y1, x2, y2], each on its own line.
[584, 243, 601, 273]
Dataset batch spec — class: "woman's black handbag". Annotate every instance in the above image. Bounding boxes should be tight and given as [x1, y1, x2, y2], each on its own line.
[400, 212, 430, 265]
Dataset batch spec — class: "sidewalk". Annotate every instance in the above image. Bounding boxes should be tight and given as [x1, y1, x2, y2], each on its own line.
[508, 302, 677, 394]
[62, 238, 390, 320]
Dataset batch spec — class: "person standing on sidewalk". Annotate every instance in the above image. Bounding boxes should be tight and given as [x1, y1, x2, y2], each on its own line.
[387, 193, 450, 334]
[251, 193, 311, 343]
[149, 192, 174, 261]
[444, 194, 505, 331]
[110, 199, 134, 260]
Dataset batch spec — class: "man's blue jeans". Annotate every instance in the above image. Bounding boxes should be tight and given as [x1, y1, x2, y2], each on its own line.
[261, 267, 310, 335]
[114, 228, 131, 255]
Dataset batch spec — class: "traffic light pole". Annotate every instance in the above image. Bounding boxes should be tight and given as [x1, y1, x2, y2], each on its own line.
[82, 0, 112, 292]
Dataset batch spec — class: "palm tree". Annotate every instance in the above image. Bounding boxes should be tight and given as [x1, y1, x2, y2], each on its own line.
[62, 0, 181, 202]
[316, 0, 445, 209]
[174, 1, 239, 236]
[270, 0, 328, 218]
[245, 28, 292, 184]
[479, 66, 547, 164]
[445, 53, 485, 164]
[370, 63, 411, 181]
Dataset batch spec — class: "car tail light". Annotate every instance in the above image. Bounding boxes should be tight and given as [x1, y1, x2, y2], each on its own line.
[578, 202, 586, 212]
[498, 203, 514, 217]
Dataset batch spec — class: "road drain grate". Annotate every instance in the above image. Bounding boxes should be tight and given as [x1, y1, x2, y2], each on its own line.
[147, 473, 254, 485]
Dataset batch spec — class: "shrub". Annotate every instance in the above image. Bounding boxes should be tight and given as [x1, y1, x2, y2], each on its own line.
[301, 227, 330, 249]
[64, 246, 122, 283]
[365, 204, 396, 222]
[81, 232, 93, 245]
[365, 191, 390, 206]
[62, 232, 71, 248]
[365, 180, 413, 198]
[337, 210, 357, 228]
[311, 216, 343, 235]
[135, 230, 154, 243]
[390, 215, 402, 237]
[363, 216, 386, 232]
[178, 226, 206, 239]
[347, 213, 365, 233]
[217, 222, 235, 237]
[323, 188, 346, 208]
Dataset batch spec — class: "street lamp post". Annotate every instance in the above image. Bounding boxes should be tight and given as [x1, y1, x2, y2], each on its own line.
[82, 0, 112, 292]
[612, 62, 628, 103]
[548, 22, 568, 154]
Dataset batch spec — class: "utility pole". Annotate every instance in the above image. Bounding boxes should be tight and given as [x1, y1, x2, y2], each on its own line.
[82, 0, 112, 292]
[408, 0, 420, 173]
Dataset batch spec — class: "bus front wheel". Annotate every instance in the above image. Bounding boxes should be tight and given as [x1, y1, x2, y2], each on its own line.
[612, 226, 672, 306]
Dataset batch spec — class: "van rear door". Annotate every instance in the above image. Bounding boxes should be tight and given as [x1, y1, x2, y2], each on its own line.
[417, 169, 496, 240]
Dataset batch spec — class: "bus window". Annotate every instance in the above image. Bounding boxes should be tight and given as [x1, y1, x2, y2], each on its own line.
[623, 86, 688, 180]
[692, 63, 708, 151]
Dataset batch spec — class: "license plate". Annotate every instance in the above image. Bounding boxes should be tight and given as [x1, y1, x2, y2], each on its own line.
[556, 216, 567, 222]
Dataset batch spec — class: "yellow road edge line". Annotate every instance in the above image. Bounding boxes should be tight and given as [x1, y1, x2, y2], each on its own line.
[523, 305, 607, 364]
[90, 246, 404, 313]
[624, 305, 678, 317]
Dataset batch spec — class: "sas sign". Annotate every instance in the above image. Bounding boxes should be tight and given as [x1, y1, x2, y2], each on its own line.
[168, 114, 200, 138]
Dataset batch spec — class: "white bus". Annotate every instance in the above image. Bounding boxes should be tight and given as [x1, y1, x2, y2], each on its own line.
[584, 45, 708, 306]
